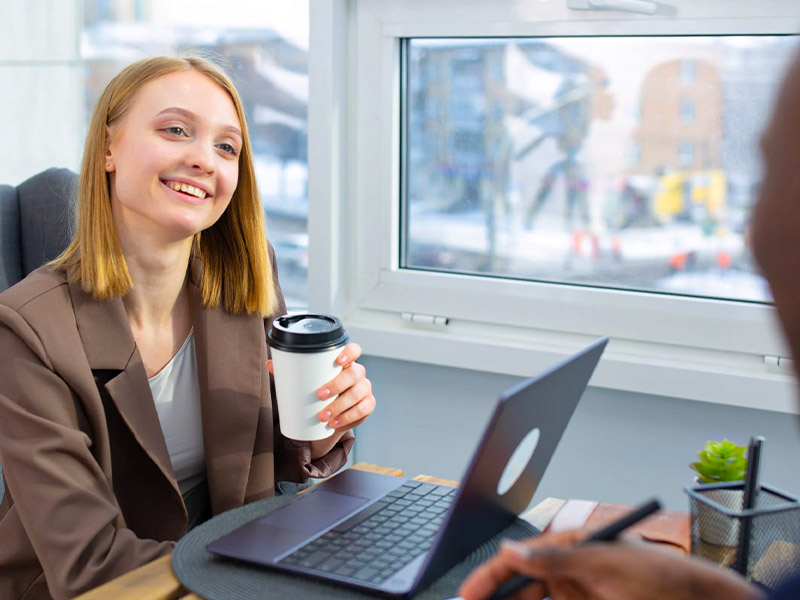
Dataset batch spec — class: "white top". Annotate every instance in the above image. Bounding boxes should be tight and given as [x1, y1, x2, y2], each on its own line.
[148, 329, 206, 495]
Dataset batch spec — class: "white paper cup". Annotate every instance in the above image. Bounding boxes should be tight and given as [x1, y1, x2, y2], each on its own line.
[268, 314, 348, 441]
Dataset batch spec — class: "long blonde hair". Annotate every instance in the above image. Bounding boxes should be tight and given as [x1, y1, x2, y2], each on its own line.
[52, 56, 277, 316]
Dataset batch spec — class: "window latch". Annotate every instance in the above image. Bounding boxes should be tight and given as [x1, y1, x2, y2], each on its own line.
[567, 0, 659, 15]
[764, 355, 795, 372]
[401, 312, 450, 327]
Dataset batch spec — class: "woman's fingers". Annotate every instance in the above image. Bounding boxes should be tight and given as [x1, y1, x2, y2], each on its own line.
[319, 377, 374, 427]
[334, 342, 362, 368]
[329, 393, 376, 430]
[317, 361, 367, 400]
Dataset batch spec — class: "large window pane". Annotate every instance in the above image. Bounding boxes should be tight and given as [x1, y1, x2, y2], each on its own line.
[82, 0, 309, 308]
[404, 36, 797, 303]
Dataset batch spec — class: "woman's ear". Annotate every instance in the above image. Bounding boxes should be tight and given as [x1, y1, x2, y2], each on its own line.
[105, 126, 115, 172]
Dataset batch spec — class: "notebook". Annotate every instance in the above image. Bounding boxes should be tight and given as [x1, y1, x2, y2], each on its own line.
[207, 337, 608, 597]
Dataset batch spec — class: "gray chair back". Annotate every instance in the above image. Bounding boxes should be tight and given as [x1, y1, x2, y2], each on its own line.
[0, 168, 76, 503]
[0, 168, 77, 292]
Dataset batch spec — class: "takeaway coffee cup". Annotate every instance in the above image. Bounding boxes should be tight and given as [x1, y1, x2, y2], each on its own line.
[268, 313, 349, 441]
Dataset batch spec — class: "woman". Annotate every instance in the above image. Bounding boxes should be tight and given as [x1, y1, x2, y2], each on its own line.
[0, 56, 375, 600]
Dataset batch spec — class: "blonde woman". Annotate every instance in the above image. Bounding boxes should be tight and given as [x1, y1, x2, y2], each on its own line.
[0, 56, 374, 600]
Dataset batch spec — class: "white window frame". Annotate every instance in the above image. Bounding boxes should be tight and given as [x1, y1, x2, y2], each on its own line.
[308, 0, 800, 413]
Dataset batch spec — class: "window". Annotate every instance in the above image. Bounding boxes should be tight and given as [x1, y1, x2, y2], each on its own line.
[677, 140, 695, 167]
[681, 98, 695, 124]
[681, 59, 697, 83]
[81, 1, 310, 308]
[404, 35, 793, 304]
[310, 0, 800, 412]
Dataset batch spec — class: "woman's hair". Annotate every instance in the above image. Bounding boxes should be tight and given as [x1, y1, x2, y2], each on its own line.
[51, 55, 278, 316]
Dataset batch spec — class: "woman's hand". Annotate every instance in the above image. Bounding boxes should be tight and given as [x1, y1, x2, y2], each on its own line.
[459, 529, 765, 600]
[267, 342, 375, 458]
[314, 342, 375, 432]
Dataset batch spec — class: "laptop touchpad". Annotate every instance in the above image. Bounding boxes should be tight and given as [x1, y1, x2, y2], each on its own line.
[258, 489, 369, 534]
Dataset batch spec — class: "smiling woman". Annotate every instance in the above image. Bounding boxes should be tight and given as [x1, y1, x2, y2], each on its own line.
[0, 55, 375, 600]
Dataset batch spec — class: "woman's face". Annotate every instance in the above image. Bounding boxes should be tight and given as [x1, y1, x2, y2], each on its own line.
[105, 70, 243, 244]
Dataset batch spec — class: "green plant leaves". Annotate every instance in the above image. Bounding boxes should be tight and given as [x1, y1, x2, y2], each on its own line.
[690, 439, 748, 483]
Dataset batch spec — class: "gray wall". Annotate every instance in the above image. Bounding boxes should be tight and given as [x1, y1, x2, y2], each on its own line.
[354, 355, 800, 511]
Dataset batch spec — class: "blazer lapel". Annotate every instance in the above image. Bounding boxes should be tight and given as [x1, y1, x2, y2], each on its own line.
[69, 279, 179, 493]
[189, 277, 263, 514]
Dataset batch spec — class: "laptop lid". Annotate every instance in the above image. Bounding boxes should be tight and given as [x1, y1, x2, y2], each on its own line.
[413, 336, 607, 592]
[207, 337, 607, 597]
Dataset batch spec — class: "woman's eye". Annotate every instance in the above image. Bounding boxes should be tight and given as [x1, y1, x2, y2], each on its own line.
[218, 143, 238, 156]
[164, 126, 186, 136]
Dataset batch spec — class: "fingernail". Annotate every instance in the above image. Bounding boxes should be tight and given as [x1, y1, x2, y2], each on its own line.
[337, 354, 347, 365]
[319, 388, 331, 399]
[501, 540, 534, 560]
[330, 419, 339, 427]
[320, 411, 331, 420]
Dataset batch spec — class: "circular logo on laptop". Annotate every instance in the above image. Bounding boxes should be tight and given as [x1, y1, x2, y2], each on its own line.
[497, 427, 541, 496]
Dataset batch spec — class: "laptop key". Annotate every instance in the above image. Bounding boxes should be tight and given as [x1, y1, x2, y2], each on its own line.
[353, 566, 380, 582]
[331, 501, 387, 533]
[299, 550, 333, 568]
[316, 556, 344, 572]
[334, 564, 358, 577]
[415, 482, 439, 494]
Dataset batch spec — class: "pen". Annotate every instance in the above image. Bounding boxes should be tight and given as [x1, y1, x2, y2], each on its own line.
[734, 435, 764, 575]
[486, 498, 662, 600]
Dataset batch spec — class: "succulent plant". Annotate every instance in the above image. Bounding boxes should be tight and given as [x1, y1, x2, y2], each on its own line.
[690, 439, 748, 483]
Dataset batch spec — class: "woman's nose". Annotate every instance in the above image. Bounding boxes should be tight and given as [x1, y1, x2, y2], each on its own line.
[186, 140, 215, 173]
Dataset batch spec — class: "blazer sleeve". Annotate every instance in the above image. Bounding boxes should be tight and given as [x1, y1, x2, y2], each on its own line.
[0, 307, 174, 600]
[264, 243, 355, 483]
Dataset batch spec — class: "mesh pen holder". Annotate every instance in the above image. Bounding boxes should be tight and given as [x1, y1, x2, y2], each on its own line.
[686, 482, 800, 590]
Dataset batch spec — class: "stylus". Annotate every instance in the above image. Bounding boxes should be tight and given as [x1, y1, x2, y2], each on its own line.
[485, 498, 662, 600]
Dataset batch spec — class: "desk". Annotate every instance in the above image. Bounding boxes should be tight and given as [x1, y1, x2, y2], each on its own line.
[73, 464, 680, 600]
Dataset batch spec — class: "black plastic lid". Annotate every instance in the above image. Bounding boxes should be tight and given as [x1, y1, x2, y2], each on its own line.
[268, 313, 348, 353]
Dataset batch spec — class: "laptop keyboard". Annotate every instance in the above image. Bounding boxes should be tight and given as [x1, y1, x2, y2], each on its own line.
[280, 480, 456, 584]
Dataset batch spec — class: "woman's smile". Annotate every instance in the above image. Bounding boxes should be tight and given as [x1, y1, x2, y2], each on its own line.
[161, 178, 212, 203]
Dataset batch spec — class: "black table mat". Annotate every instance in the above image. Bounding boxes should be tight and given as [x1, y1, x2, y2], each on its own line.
[172, 488, 540, 600]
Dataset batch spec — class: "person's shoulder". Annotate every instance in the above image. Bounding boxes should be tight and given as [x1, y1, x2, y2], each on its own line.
[0, 265, 69, 314]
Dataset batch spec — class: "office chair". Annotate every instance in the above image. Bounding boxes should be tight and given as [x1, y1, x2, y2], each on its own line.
[0, 168, 76, 502]
[0, 167, 77, 293]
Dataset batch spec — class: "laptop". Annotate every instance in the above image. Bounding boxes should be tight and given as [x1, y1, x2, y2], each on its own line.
[207, 337, 608, 597]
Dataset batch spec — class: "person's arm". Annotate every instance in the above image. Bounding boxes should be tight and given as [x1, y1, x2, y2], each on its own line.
[0, 311, 175, 600]
[459, 529, 765, 600]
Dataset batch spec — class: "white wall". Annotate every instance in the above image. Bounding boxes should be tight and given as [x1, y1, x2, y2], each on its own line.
[0, 0, 84, 186]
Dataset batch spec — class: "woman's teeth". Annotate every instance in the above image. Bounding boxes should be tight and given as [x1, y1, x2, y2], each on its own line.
[165, 181, 207, 199]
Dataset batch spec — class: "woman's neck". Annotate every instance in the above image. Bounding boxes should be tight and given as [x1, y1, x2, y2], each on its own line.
[120, 239, 195, 377]
[121, 240, 193, 325]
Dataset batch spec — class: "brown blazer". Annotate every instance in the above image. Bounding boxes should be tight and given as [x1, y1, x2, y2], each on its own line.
[0, 261, 354, 600]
